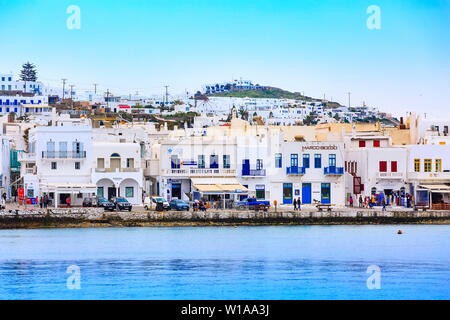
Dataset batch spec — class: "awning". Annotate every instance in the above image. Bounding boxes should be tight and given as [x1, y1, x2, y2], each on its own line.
[40, 183, 97, 193]
[191, 177, 248, 194]
[418, 184, 450, 193]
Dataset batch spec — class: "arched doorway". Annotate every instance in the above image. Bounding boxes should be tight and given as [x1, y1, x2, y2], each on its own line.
[119, 178, 140, 204]
[97, 178, 115, 200]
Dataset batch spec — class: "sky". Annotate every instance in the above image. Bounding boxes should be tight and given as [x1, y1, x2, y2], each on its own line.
[0, 0, 449, 117]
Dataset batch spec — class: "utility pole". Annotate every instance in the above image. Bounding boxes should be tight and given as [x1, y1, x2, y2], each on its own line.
[105, 89, 110, 110]
[164, 85, 169, 104]
[93, 83, 98, 95]
[61, 78, 67, 101]
[69, 85, 75, 110]
[347, 92, 351, 109]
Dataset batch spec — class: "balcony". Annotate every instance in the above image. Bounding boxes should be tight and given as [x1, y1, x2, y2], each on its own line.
[95, 168, 140, 173]
[286, 166, 306, 175]
[162, 168, 236, 177]
[407, 171, 450, 181]
[324, 166, 344, 175]
[242, 169, 266, 177]
[377, 172, 404, 179]
[42, 151, 86, 159]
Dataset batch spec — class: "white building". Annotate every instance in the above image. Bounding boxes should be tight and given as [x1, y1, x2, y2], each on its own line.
[19, 124, 96, 207]
[0, 136, 11, 197]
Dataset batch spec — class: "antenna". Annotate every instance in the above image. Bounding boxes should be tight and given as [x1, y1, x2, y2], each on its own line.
[93, 83, 98, 95]
[61, 78, 67, 101]
[69, 84, 75, 110]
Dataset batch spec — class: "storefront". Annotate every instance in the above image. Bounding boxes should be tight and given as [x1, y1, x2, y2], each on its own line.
[416, 184, 450, 210]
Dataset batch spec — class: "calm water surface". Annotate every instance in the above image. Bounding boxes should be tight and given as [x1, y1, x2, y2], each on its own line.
[0, 225, 448, 299]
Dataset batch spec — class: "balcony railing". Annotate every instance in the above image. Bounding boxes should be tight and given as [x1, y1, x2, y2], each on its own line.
[324, 166, 344, 175]
[242, 169, 266, 177]
[286, 166, 306, 175]
[377, 172, 404, 179]
[42, 151, 86, 159]
[95, 168, 140, 173]
[162, 168, 236, 176]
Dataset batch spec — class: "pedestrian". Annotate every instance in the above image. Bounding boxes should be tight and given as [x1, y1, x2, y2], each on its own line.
[2, 192, 6, 203]
[39, 196, 43, 209]
[43, 194, 48, 208]
[359, 195, 363, 208]
[293, 198, 297, 211]
[297, 197, 301, 211]
[66, 197, 71, 208]
[349, 195, 354, 207]
[382, 198, 386, 211]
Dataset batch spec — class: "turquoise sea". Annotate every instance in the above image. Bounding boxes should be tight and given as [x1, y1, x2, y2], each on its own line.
[0, 225, 448, 300]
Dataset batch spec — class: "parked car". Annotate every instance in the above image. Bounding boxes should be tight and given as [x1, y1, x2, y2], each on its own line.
[169, 199, 190, 211]
[96, 197, 116, 211]
[111, 197, 133, 211]
[235, 198, 270, 211]
[82, 197, 97, 207]
[144, 196, 170, 211]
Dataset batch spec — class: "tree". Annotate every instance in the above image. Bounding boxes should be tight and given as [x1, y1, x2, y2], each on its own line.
[20, 62, 38, 82]
[238, 106, 249, 121]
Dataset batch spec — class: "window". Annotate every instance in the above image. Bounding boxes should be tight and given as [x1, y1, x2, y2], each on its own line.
[223, 155, 230, 169]
[275, 153, 282, 168]
[75, 162, 80, 170]
[329, 154, 336, 167]
[314, 154, 321, 168]
[256, 185, 265, 199]
[290, 154, 298, 167]
[303, 154, 310, 168]
[125, 187, 134, 198]
[256, 159, 263, 170]
[210, 155, 219, 168]
[127, 158, 134, 168]
[97, 158, 105, 169]
[436, 159, 442, 172]
[424, 159, 432, 172]
[414, 159, 420, 172]
[51, 162, 57, 170]
[391, 161, 397, 172]
[198, 155, 205, 168]
[379, 161, 387, 172]
[97, 187, 104, 198]
[373, 140, 380, 147]
[359, 140, 366, 148]
[171, 155, 180, 169]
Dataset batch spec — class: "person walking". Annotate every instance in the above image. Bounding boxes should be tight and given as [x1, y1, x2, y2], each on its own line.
[359, 195, 363, 208]
[293, 198, 297, 211]
[43, 194, 48, 209]
[39, 196, 43, 209]
[349, 195, 354, 207]
[66, 197, 71, 208]
[297, 197, 301, 211]
[382, 198, 386, 211]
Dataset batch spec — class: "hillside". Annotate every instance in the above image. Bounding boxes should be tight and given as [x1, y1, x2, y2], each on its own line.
[210, 86, 343, 109]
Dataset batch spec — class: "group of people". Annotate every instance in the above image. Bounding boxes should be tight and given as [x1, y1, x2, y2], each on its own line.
[192, 200, 207, 212]
[349, 192, 415, 210]
[293, 197, 302, 210]
[38, 194, 51, 209]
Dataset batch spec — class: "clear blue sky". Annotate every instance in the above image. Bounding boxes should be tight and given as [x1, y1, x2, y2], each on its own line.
[0, 0, 449, 116]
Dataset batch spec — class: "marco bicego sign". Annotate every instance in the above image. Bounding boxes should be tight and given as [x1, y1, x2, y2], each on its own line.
[302, 145, 338, 151]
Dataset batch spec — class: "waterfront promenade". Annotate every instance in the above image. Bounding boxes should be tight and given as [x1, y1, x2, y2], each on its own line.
[0, 204, 449, 229]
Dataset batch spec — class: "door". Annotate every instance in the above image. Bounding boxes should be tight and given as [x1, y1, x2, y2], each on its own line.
[321, 183, 331, 204]
[110, 158, 121, 171]
[242, 159, 250, 175]
[172, 183, 181, 199]
[302, 183, 312, 204]
[283, 183, 293, 204]
[108, 187, 116, 200]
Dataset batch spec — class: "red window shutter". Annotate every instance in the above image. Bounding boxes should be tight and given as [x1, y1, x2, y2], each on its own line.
[379, 161, 387, 172]
[361, 184, 364, 191]
[373, 140, 380, 147]
[391, 161, 397, 172]
[359, 140, 366, 148]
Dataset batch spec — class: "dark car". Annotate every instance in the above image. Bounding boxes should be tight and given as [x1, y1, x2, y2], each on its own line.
[112, 197, 133, 211]
[169, 199, 190, 211]
[96, 197, 115, 211]
[82, 197, 97, 207]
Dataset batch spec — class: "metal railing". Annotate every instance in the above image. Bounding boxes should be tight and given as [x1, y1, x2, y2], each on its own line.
[42, 151, 86, 159]
[324, 166, 344, 175]
[286, 166, 306, 175]
[242, 169, 266, 176]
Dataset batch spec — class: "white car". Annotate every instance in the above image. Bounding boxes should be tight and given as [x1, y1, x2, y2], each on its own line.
[144, 196, 170, 211]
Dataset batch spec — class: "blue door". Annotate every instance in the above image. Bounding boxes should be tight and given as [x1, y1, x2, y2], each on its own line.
[283, 183, 293, 204]
[242, 159, 250, 175]
[321, 183, 331, 204]
[302, 183, 312, 204]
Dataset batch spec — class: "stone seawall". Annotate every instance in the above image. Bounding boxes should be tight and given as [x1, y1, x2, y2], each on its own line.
[0, 208, 449, 229]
